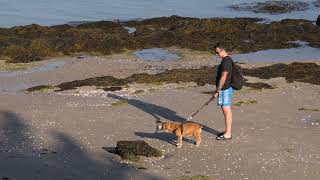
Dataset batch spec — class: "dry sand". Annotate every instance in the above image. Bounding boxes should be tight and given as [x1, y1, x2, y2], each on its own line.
[0, 49, 319, 180]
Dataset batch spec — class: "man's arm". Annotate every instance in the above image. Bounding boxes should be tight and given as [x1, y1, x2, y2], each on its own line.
[214, 71, 228, 97]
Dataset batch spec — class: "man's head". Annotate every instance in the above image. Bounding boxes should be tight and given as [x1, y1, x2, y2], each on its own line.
[214, 43, 228, 58]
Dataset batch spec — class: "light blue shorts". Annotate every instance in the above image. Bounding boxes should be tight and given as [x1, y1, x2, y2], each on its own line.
[217, 87, 234, 107]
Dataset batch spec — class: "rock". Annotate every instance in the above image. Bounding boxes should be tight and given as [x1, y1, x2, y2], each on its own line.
[317, 15, 320, 26]
[103, 140, 163, 162]
[230, 1, 309, 14]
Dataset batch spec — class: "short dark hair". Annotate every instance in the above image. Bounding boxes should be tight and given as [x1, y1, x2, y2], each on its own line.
[214, 42, 226, 50]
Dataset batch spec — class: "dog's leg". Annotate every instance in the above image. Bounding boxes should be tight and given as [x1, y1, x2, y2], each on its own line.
[177, 136, 183, 148]
[195, 129, 202, 146]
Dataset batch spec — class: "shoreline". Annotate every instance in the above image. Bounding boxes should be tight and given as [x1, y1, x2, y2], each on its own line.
[0, 48, 319, 94]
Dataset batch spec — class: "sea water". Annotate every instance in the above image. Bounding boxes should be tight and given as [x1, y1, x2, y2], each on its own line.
[0, 0, 319, 27]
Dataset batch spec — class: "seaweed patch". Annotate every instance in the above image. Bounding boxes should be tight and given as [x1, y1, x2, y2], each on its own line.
[1, 16, 319, 63]
[103, 140, 163, 162]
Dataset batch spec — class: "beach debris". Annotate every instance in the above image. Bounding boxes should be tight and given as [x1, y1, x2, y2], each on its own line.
[26, 85, 56, 93]
[299, 107, 320, 112]
[234, 100, 257, 106]
[133, 90, 145, 94]
[301, 115, 320, 126]
[244, 82, 274, 90]
[103, 86, 123, 92]
[76, 55, 85, 59]
[175, 175, 212, 180]
[111, 99, 129, 106]
[103, 140, 163, 162]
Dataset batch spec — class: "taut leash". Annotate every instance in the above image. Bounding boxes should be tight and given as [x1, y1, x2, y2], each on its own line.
[187, 96, 215, 121]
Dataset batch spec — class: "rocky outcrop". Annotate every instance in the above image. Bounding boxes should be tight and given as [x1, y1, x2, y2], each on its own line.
[1, 16, 320, 63]
[230, 1, 309, 14]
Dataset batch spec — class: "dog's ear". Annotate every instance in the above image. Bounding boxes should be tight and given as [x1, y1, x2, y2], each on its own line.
[155, 119, 162, 124]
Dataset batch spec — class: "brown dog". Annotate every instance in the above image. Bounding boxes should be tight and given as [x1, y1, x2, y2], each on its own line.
[157, 121, 203, 148]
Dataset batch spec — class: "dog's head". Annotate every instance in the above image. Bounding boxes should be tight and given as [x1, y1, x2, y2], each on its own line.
[156, 121, 172, 132]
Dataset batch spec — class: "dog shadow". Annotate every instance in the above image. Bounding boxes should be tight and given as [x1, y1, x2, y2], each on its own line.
[108, 93, 221, 136]
[135, 131, 196, 146]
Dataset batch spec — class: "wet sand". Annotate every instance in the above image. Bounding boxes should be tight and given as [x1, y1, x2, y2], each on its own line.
[0, 49, 319, 180]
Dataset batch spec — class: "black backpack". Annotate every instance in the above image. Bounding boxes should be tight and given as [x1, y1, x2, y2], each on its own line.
[231, 61, 244, 90]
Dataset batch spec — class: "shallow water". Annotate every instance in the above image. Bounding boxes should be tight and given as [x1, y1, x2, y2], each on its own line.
[134, 43, 320, 63]
[0, 61, 65, 77]
[233, 44, 320, 63]
[133, 48, 180, 61]
[0, 0, 319, 27]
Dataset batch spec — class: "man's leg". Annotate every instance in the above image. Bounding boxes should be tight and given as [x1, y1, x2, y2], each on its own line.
[222, 106, 232, 138]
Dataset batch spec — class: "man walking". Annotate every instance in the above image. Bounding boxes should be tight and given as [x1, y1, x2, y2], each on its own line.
[213, 43, 234, 140]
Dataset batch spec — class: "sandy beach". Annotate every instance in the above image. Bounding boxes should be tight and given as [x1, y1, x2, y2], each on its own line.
[0, 49, 319, 180]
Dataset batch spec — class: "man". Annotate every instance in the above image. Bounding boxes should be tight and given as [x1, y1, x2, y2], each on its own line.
[213, 43, 234, 140]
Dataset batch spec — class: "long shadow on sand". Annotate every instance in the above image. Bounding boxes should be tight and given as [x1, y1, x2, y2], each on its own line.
[0, 110, 161, 180]
[107, 94, 220, 137]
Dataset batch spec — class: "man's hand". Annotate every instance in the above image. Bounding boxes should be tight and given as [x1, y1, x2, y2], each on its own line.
[213, 92, 219, 98]
[213, 91, 219, 98]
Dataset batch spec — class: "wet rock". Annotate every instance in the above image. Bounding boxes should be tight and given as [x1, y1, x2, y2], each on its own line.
[103, 140, 163, 162]
[244, 82, 274, 89]
[56, 76, 128, 91]
[103, 86, 123, 92]
[230, 1, 309, 14]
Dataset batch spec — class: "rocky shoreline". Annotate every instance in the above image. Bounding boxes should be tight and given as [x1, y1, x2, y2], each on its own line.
[0, 16, 319, 63]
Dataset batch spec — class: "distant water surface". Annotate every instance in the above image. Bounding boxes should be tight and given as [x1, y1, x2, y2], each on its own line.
[233, 41, 320, 63]
[0, 0, 319, 27]
[133, 48, 180, 61]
